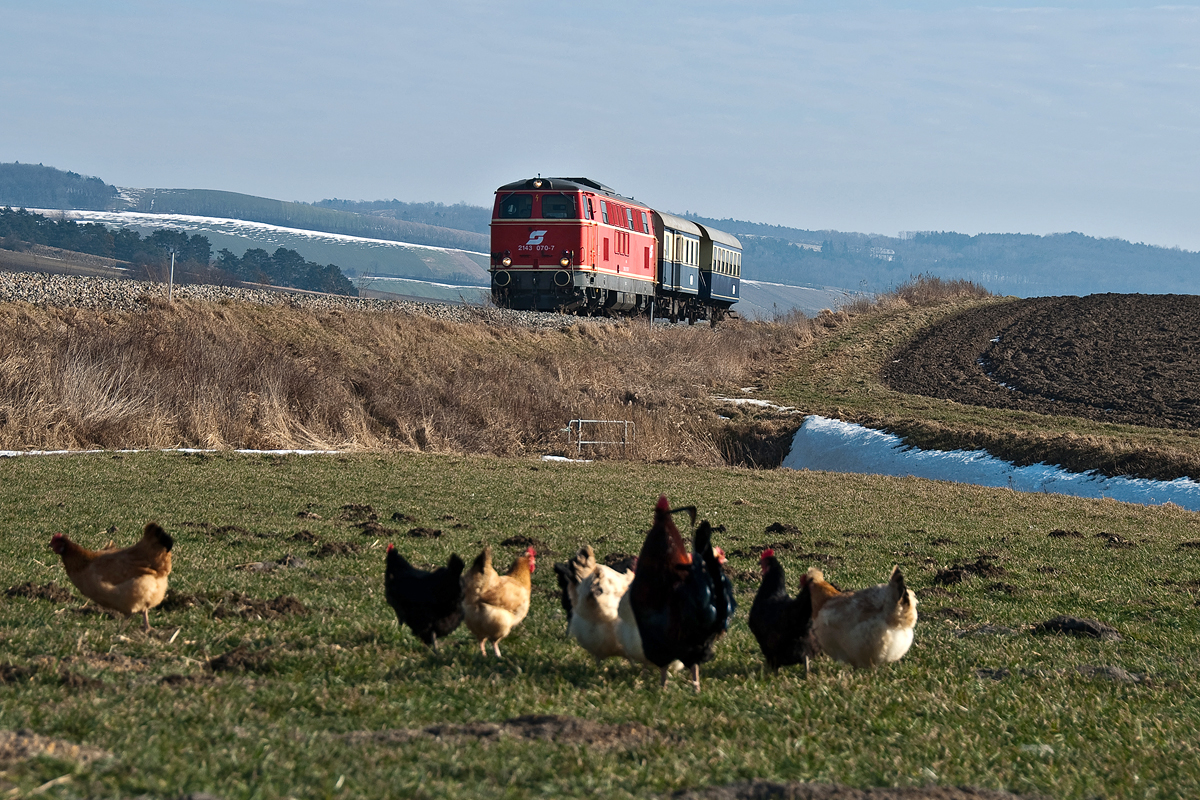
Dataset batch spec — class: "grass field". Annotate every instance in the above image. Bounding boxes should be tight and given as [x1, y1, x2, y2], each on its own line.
[2, 450, 1199, 799]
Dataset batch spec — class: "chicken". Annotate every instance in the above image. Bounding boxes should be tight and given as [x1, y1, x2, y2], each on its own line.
[749, 549, 819, 673]
[49, 522, 174, 631]
[806, 565, 918, 668]
[556, 545, 639, 662]
[623, 495, 736, 691]
[461, 546, 535, 657]
[384, 545, 465, 652]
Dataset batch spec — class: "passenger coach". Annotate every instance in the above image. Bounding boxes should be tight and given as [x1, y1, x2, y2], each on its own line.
[490, 176, 741, 323]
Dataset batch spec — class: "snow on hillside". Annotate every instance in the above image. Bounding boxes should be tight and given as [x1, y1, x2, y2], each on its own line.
[51, 209, 491, 286]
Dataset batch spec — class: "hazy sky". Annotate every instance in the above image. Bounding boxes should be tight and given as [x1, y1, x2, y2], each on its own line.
[4, 1, 1198, 249]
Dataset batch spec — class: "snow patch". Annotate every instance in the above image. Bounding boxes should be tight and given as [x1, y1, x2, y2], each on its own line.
[783, 415, 1200, 511]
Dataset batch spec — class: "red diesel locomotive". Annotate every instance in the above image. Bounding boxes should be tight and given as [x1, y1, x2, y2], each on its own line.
[489, 177, 741, 322]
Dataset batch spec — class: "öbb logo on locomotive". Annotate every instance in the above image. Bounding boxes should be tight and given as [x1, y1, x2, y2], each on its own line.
[490, 176, 741, 324]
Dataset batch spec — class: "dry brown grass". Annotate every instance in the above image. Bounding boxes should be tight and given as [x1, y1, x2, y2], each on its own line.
[0, 276, 990, 463]
[0, 299, 817, 463]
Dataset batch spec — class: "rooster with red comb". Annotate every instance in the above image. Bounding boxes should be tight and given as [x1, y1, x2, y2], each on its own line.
[620, 495, 736, 691]
[749, 547, 819, 674]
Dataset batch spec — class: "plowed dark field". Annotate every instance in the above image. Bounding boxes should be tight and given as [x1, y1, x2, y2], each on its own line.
[882, 294, 1200, 430]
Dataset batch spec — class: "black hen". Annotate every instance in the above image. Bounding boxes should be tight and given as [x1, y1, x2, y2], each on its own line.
[749, 548, 819, 673]
[626, 494, 736, 691]
[384, 545, 465, 652]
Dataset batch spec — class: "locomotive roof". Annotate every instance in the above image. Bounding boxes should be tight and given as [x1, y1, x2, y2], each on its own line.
[696, 223, 742, 250]
[495, 177, 644, 206]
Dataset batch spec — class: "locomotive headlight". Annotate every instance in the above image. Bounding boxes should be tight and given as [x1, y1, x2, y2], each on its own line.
[559, 256, 571, 267]
[533, 179, 543, 188]
[501, 256, 512, 267]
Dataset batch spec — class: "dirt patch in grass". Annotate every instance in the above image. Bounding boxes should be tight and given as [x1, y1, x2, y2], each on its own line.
[405, 527, 442, 539]
[4, 582, 75, 603]
[162, 591, 309, 620]
[340, 503, 377, 522]
[310, 541, 363, 558]
[207, 645, 276, 674]
[0, 729, 112, 766]
[212, 594, 309, 620]
[58, 670, 103, 690]
[1033, 616, 1121, 641]
[233, 553, 306, 572]
[1048, 529, 1084, 539]
[183, 522, 261, 541]
[343, 714, 657, 750]
[0, 664, 36, 684]
[672, 780, 1048, 799]
[1095, 532, 1136, 549]
[934, 557, 1006, 586]
[355, 520, 402, 536]
[501, 535, 550, 552]
[159, 673, 217, 686]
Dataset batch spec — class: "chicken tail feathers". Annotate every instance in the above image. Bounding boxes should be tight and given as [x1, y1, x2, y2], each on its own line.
[144, 522, 173, 552]
[446, 553, 465, 577]
[553, 560, 575, 621]
[469, 547, 492, 576]
[569, 545, 596, 585]
[890, 565, 912, 608]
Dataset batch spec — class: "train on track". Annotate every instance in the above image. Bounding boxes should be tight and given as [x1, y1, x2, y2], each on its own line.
[489, 177, 741, 323]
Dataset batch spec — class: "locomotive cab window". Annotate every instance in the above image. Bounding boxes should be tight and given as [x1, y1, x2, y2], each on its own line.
[498, 194, 533, 219]
[542, 194, 577, 219]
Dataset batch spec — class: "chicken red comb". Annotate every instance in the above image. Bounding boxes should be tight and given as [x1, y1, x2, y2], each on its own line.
[714, 546, 727, 565]
[656, 494, 670, 511]
[761, 548, 775, 560]
[387, 543, 394, 552]
[526, 546, 536, 557]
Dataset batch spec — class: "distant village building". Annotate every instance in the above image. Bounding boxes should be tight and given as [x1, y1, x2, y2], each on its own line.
[870, 247, 895, 261]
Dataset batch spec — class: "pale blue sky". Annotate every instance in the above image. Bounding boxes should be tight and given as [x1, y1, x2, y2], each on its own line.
[3, 1, 1198, 248]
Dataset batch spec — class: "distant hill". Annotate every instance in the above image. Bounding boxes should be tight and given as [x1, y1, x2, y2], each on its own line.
[313, 198, 490, 235]
[0, 162, 118, 211]
[683, 213, 1200, 297]
[120, 188, 488, 253]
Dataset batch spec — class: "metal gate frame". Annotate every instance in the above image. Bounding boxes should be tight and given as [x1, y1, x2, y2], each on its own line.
[567, 419, 634, 456]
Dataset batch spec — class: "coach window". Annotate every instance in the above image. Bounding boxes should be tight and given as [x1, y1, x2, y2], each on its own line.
[542, 194, 576, 219]
[498, 194, 533, 219]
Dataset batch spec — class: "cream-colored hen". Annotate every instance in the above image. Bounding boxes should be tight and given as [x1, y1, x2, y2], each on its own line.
[806, 565, 918, 668]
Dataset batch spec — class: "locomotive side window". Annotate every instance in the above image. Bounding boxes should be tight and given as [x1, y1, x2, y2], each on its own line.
[584, 197, 594, 220]
[542, 194, 576, 219]
[600, 201, 609, 224]
[641, 211, 650, 234]
[625, 208, 635, 230]
[499, 194, 533, 219]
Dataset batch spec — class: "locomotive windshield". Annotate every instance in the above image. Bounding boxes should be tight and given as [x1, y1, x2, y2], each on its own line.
[498, 194, 533, 219]
[541, 194, 577, 219]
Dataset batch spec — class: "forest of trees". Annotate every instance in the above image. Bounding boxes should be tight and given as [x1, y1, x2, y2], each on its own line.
[0, 207, 357, 296]
[215, 247, 357, 296]
[0, 162, 119, 211]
